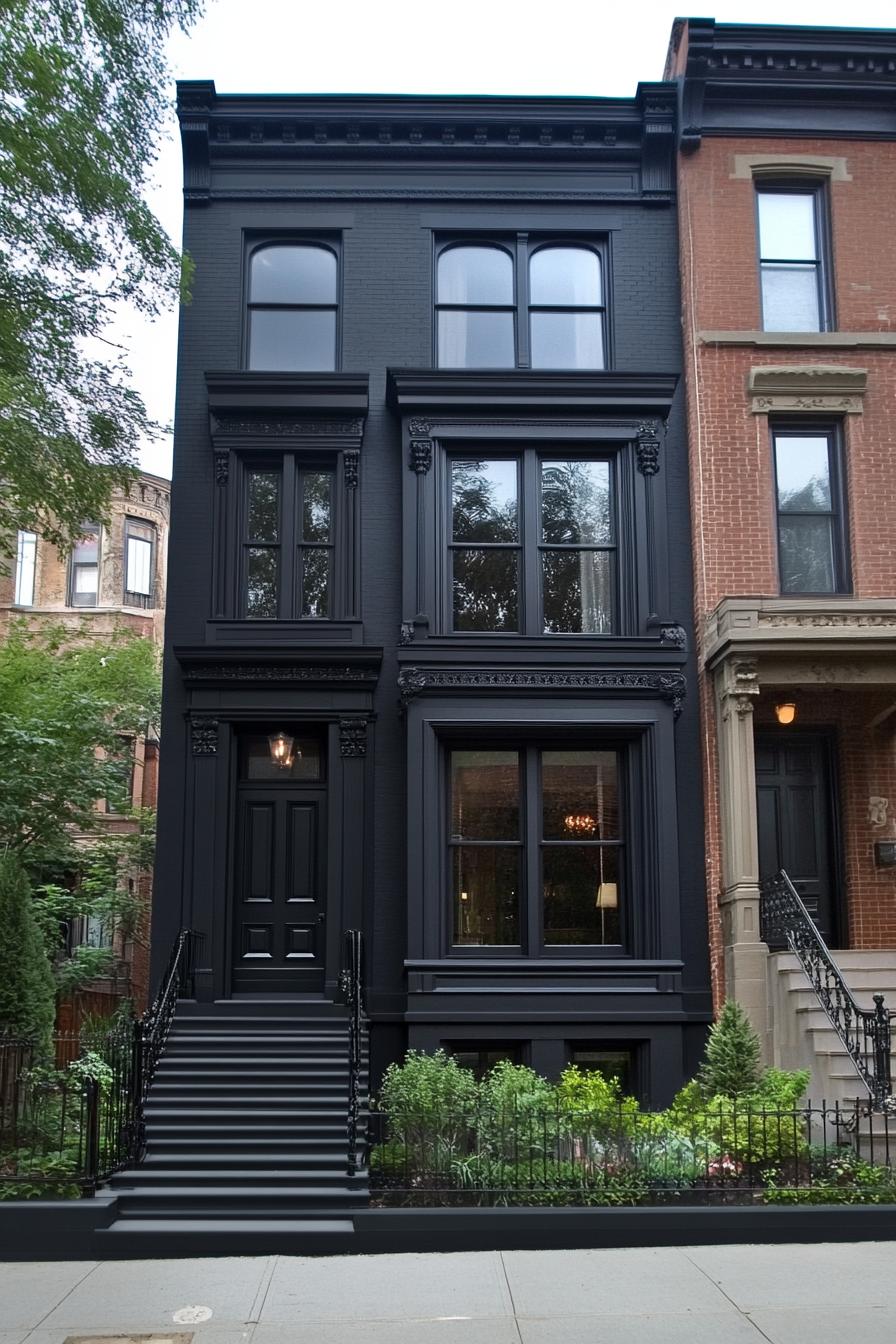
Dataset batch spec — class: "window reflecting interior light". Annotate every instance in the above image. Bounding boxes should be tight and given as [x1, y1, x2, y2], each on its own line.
[564, 813, 597, 835]
[268, 730, 298, 768]
[774, 702, 798, 726]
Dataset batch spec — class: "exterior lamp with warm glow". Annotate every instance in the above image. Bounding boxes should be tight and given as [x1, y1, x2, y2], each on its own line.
[268, 730, 296, 769]
[775, 702, 798, 726]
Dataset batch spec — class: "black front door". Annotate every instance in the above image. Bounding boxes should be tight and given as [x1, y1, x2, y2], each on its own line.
[232, 731, 327, 994]
[756, 731, 839, 943]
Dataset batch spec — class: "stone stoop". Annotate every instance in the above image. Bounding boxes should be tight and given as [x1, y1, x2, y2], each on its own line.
[767, 950, 896, 1160]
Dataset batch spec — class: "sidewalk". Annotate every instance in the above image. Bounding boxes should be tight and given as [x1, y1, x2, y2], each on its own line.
[2, 1242, 896, 1343]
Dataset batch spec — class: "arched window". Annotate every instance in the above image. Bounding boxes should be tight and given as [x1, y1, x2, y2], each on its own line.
[436, 245, 515, 368]
[528, 246, 604, 370]
[247, 243, 338, 371]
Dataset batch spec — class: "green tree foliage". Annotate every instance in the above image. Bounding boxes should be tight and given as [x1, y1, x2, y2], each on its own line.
[698, 998, 764, 1098]
[0, 622, 161, 873]
[33, 810, 156, 995]
[0, 0, 202, 552]
[0, 853, 56, 1045]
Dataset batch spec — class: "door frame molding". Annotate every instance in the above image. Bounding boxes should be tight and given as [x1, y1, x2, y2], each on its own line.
[755, 725, 846, 948]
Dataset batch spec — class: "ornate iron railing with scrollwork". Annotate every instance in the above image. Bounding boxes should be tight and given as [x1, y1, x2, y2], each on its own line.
[760, 870, 894, 1111]
[127, 928, 201, 1161]
[340, 928, 366, 1177]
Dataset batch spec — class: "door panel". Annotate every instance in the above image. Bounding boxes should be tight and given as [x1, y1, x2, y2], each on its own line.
[756, 732, 838, 943]
[233, 788, 326, 992]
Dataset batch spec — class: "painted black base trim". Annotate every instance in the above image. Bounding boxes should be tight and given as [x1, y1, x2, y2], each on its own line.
[2, 1199, 896, 1260]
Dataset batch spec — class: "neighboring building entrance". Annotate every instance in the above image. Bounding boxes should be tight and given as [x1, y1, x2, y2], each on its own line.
[756, 731, 839, 944]
[232, 731, 327, 994]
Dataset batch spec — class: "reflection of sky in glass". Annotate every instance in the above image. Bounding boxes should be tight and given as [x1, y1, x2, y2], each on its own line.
[758, 194, 816, 260]
[776, 437, 831, 511]
[451, 459, 518, 541]
[530, 247, 601, 306]
[438, 246, 513, 304]
[250, 245, 337, 303]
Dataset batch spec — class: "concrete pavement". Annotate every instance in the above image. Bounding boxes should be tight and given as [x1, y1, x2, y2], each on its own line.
[2, 1243, 896, 1343]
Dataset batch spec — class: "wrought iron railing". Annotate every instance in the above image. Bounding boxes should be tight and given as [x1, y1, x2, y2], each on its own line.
[340, 928, 366, 1177]
[368, 1097, 896, 1206]
[128, 928, 200, 1161]
[760, 869, 894, 1111]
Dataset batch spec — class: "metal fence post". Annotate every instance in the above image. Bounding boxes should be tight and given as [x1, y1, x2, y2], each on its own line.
[81, 1076, 100, 1198]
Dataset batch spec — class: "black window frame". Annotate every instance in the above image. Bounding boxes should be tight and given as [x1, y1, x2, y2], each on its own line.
[239, 455, 339, 621]
[771, 420, 851, 596]
[443, 445, 620, 636]
[123, 517, 156, 608]
[445, 737, 633, 959]
[68, 523, 101, 608]
[434, 235, 610, 370]
[755, 180, 834, 334]
[243, 237, 342, 373]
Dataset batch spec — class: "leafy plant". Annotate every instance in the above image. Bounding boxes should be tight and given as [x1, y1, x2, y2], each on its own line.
[764, 1146, 896, 1205]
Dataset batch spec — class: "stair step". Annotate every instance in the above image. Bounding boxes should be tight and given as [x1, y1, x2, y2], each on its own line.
[112, 1167, 362, 1186]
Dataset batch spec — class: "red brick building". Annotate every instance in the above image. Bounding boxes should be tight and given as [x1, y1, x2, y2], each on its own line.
[667, 19, 896, 1091]
[0, 472, 170, 1016]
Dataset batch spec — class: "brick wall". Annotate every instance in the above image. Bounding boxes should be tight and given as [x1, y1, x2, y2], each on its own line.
[678, 135, 896, 1000]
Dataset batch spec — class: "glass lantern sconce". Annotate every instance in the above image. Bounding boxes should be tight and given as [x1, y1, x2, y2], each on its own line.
[268, 730, 299, 769]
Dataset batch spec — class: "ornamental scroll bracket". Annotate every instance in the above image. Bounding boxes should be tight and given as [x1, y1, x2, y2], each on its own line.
[190, 716, 219, 756]
[636, 419, 665, 475]
[339, 717, 368, 757]
[408, 419, 433, 474]
[718, 657, 760, 721]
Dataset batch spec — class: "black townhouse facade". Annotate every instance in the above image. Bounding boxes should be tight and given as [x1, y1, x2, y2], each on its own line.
[154, 81, 712, 1106]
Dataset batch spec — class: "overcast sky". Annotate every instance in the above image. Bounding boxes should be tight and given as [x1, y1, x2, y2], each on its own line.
[129, 0, 896, 479]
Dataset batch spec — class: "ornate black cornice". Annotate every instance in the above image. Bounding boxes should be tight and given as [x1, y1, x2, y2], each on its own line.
[397, 665, 687, 716]
[669, 19, 896, 148]
[205, 373, 369, 476]
[388, 370, 678, 419]
[178, 83, 677, 200]
[176, 646, 383, 689]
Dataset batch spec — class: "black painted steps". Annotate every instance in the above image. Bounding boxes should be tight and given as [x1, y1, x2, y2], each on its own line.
[104, 998, 369, 1243]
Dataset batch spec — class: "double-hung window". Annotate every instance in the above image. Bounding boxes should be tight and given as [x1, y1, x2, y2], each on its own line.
[772, 425, 850, 594]
[14, 530, 36, 606]
[756, 183, 832, 332]
[449, 745, 624, 952]
[69, 524, 100, 607]
[243, 460, 336, 619]
[124, 519, 155, 607]
[436, 238, 606, 369]
[449, 452, 616, 634]
[246, 242, 339, 371]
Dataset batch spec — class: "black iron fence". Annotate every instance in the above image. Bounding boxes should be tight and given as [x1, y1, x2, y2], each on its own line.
[340, 928, 366, 1178]
[368, 1099, 896, 1206]
[760, 869, 895, 1110]
[0, 929, 201, 1198]
[0, 1030, 136, 1197]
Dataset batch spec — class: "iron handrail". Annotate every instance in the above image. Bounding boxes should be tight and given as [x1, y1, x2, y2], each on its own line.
[340, 928, 366, 1177]
[759, 869, 894, 1110]
[128, 928, 201, 1161]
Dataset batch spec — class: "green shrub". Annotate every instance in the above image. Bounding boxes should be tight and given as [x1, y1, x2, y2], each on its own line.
[377, 1049, 479, 1172]
[556, 1065, 640, 1138]
[699, 999, 762, 1098]
[764, 1146, 896, 1205]
[0, 854, 55, 1050]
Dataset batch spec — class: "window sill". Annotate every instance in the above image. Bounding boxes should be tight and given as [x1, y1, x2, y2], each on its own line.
[700, 330, 896, 349]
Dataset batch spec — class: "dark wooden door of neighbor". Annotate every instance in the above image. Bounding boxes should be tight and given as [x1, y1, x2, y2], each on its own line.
[756, 732, 838, 945]
[232, 788, 326, 993]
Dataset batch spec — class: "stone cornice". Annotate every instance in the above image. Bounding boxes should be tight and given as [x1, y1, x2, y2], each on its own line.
[397, 664, 687, 716]
[205, 373, 369, 469]
[748, 364, 867, 414]
[700, 332, 896, 350]
[704, 598, 896, 671]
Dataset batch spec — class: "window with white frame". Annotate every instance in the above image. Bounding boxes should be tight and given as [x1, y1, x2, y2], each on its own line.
[124, 518, 155, 606]
[14, 530, 36, 605]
